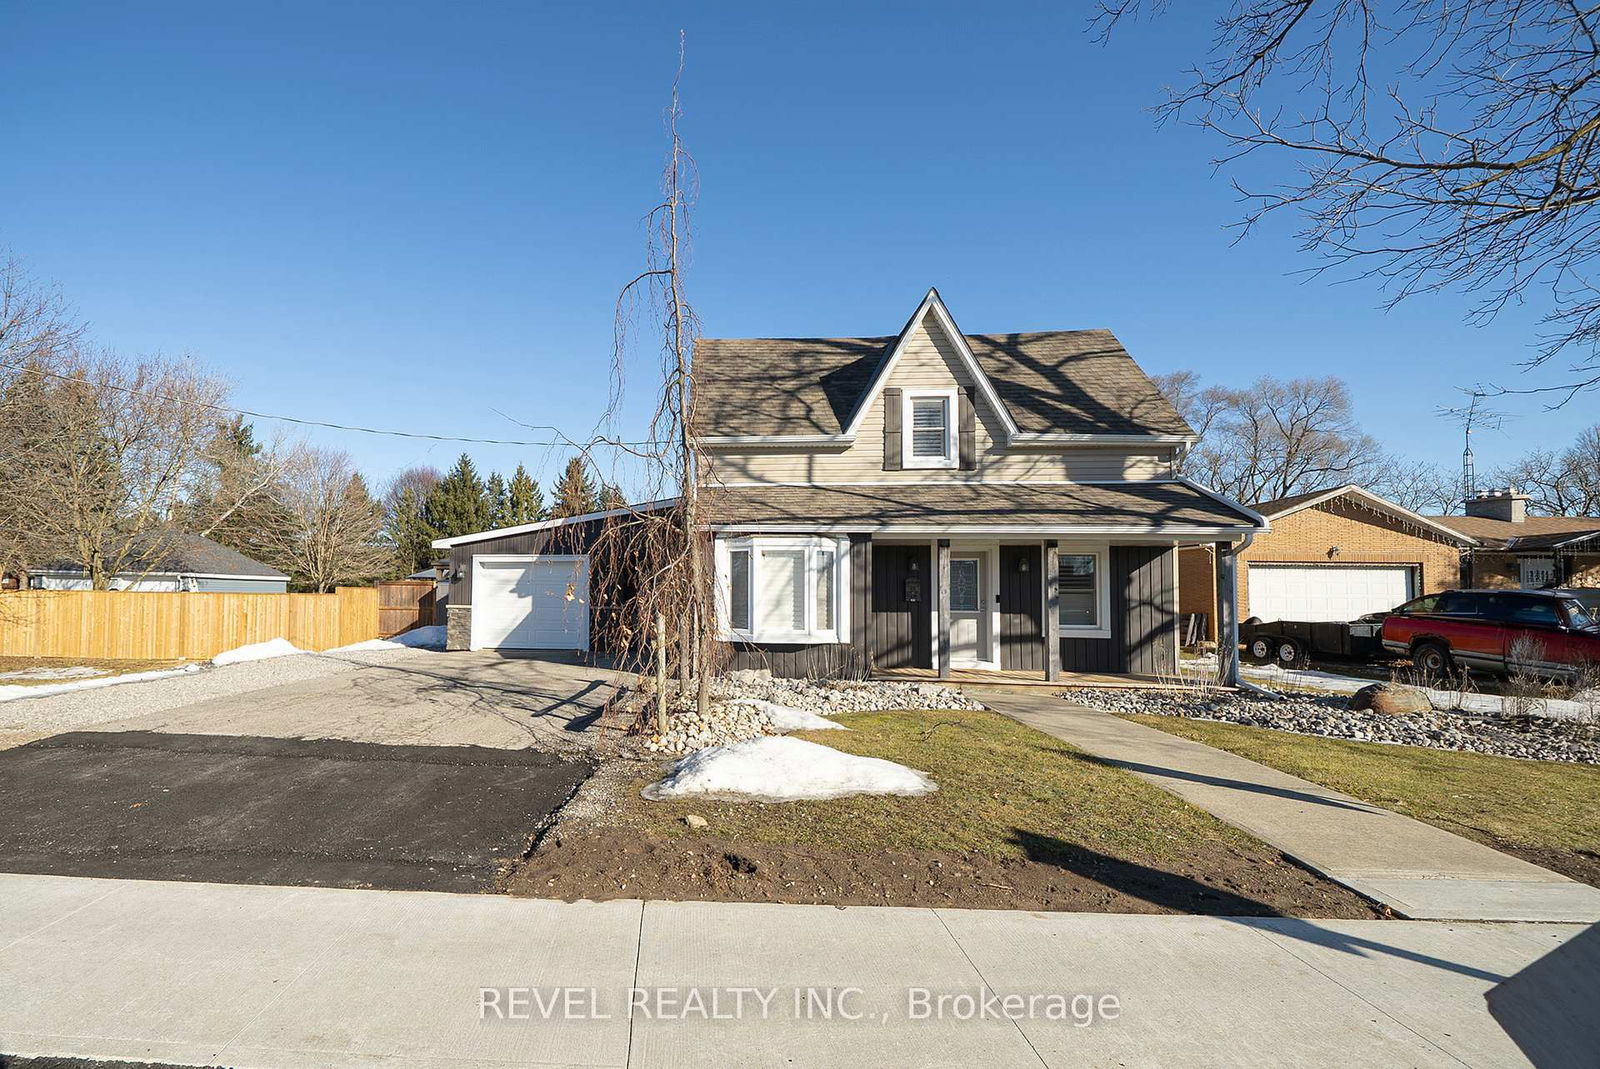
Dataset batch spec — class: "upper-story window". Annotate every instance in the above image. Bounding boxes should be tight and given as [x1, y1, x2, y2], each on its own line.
[903, 389, 957, 469]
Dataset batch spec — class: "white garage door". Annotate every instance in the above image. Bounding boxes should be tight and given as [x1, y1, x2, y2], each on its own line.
[471, 556, 590, 651]
[1247, 564, 1414, 623]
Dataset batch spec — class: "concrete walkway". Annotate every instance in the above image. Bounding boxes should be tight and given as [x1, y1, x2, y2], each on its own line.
[2, 873, 1596, 1068]
[983, 691, 1600, 923]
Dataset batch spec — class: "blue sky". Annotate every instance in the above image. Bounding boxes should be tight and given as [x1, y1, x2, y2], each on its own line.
[1, 1, 1575, 498]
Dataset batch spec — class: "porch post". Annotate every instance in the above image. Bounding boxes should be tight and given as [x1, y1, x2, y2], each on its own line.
[1214, 540, 1239, 687]
[1043, 539, 1060, 681]
[936, 538, 951, 680]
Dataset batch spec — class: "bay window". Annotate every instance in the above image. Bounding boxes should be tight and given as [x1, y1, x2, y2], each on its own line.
[717, 536, 849, 642]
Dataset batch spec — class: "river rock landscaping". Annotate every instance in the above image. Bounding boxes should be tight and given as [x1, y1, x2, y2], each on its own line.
[641, 675, 984, 754]
[1071, 688, 1600, 764]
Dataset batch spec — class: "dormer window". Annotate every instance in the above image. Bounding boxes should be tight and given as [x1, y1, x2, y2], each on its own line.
[903, 389, 957, 469]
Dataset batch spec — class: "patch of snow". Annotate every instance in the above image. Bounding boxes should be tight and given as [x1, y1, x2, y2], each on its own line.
[211, 638, 305, 666]
[0, 666, 109, 682]
[725, 698, 845, 732]
[642, 736, 936, 802]
[331, 624, 446, 652]
[0, 664, 202, 703]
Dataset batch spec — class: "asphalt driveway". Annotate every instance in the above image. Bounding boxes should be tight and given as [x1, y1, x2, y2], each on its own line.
[0, 649, 624, 892]
[0, 730, 589, 892]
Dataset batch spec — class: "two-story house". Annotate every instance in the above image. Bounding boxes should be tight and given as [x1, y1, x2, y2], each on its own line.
[432, 290, 1266, 682]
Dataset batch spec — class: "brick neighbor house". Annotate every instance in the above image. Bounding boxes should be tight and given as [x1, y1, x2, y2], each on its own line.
[1427, 489, 1600, 590]
[1179, 485, 1475, 641]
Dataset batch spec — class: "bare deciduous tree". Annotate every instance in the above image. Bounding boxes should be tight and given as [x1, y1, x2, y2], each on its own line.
[1159, 371, 1395, 502]
[1102, 2, 1600, 399]
[259, 447, 390, 592]
[1494, 424, 1600, 514]
[3, 350, 228, 588]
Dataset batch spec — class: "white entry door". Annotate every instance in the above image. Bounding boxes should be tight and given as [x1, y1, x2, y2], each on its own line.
[949, 555, 987, 667]
[1247, 563, 1414, 623]
[472, 556, 590, 650]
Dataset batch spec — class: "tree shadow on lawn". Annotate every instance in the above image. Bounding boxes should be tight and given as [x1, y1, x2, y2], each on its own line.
[1010, 828, 1285, 916]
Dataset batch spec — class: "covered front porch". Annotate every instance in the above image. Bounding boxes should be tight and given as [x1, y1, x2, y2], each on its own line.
[706, 480, 1265, 684]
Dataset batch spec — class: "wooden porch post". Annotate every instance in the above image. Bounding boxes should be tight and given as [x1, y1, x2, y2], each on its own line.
[1043, 539, 1060, 682]
[936, 538, 951, 680]
[1215, 541, 1240, 687]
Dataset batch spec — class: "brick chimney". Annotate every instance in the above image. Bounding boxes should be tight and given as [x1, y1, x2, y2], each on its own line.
[1464, 488, 1529, 523]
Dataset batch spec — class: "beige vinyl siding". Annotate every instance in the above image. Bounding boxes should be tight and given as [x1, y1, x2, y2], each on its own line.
[702, 315, 1176, 485]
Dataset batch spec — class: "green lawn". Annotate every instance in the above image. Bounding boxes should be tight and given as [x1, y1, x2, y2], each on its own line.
[633, 708, 1269, 863]
[516, 707, 1377, 915]
[1126, 714, 1600, 886]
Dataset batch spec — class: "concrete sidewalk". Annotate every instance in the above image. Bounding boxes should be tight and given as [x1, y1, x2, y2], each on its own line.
[2, 873, 1596, 1068]
[983, 691, 1600, 923]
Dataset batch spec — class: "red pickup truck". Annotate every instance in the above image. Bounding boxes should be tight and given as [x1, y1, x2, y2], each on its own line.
[1381, 588, 1600, 679]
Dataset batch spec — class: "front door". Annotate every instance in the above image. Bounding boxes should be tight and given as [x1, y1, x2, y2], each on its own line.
[949, 554, 988, 667]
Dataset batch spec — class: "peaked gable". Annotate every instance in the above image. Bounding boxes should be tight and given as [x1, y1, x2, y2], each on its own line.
[692, 290, 1194, 442]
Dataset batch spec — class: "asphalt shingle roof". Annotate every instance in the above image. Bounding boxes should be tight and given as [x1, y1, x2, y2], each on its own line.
[1424, 514, 1600, 549]
[704, 481, 1257, 530]
[692, 329, 1192, 439]
[43, 530, 288, 579]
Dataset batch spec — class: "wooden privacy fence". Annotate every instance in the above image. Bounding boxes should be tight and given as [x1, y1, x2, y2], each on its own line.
[375, 579, 435, 637]
[0, 587, 380, 661]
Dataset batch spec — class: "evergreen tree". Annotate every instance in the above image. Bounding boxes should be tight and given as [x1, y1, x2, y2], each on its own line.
[598, 483, 626, 510]
[485, 472, 510, 528]
[424, 453, 490, 538]
[505, 464, 545, 523]
[384, 484, 437, 574]
[550, 456, 600, 518]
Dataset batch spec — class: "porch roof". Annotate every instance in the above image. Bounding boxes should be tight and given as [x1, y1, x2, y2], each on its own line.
[702, 480, 1264, 536]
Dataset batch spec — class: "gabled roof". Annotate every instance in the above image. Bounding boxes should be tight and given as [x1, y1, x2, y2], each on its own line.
[1425, 512, 1600, 549]
[692, 289, 1195, 444]
[40, 531, 288, 579]
[1251, 485, 1477, 546]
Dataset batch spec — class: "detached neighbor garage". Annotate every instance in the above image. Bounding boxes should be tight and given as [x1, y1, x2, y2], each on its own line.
[1179, 485, 1475, 639]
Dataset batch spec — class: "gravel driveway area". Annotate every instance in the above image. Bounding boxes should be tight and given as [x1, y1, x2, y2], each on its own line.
[0, 648, 624, 752]
[0, 647, 424, 749]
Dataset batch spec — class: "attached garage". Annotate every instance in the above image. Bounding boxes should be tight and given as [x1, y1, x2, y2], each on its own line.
[1246, 563, 1414, 623]
[470, 556, 590, 651]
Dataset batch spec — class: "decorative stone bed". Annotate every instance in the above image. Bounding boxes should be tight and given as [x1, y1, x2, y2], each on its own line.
[639, 673, 984, 755]
[1069, 688, 1600, 765]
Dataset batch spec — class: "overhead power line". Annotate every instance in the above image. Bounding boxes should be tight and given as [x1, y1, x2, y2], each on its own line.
[0, 360, 656, 450]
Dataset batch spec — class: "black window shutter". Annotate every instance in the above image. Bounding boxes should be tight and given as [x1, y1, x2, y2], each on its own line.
[959, 387, 976, 470]
[883, 388, 902, 470]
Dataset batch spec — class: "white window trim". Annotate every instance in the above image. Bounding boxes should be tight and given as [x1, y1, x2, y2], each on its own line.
[714, 535, 851, 644]
[1057, 544, 1111, 640]
[902, 388, 959, 470]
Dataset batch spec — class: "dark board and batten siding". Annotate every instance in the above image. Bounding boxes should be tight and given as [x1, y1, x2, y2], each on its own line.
[1106, 544, 1177, 676]
[868, 543, 932, 670]
[998, 545, 1045, 672]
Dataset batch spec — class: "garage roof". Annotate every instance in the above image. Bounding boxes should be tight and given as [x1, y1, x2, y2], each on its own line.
[1251, 485, 1478, 546]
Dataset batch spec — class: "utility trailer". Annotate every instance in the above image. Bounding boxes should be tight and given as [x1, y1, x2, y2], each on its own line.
[1239, 617, 1388, 668]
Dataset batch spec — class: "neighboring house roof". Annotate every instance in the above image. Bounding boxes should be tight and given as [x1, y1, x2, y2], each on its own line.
[703, 480, 1262, 534]
[1250, 485, 1477, 546]
[692, 289, 1194, 441]
[1424, 513, 1600, 550]
[39, 531, 288, 580]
